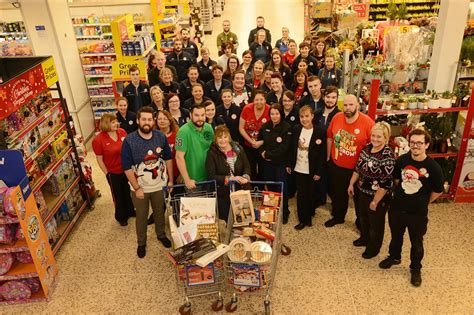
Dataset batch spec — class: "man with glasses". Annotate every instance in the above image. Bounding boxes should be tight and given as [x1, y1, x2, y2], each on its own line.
[379, 128, 443, 287]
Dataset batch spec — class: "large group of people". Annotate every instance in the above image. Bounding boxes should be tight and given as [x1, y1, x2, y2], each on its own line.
[91, 17, 444, 287]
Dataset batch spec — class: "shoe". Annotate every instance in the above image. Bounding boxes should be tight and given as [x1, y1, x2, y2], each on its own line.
[362, 251, 378, 259]
[119, 220, 128, 226]
[147, 215, 154, 225]
[379, 256, 401, 269]
[294, 223, 306, 230]
[283, 217, 289, 224]
[410, 269, 422, 287]
[137, 245, 146, 258]
[353, 238, 367, 247]
[324, 218, 344, 227]
[158, 237, 172, 248]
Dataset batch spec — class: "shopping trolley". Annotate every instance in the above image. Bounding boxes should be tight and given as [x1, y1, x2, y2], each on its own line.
[224, 181, 291, 315]
[163, 180, 225, 315]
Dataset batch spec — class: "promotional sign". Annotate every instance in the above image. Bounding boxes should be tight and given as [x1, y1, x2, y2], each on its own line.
[111, 60, 147, 81]
[0, 150, 58, 297]
[0, 57, 57, 119]
[353, 3, 368, 18]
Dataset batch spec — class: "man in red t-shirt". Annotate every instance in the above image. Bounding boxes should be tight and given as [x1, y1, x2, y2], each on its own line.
[325, 95, 374, 229]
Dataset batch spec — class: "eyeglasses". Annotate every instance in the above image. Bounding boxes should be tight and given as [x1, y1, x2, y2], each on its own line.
[409, 141, 425, 147]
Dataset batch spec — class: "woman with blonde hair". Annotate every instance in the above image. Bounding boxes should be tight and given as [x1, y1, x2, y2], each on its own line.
[206, 125, 251, 220]
[92, 113, 135, 226]
[149, 85, 166, 112]
[348, 122, 395, 259]
[158, 67, 180, 98]
[250, 60, 265, 90]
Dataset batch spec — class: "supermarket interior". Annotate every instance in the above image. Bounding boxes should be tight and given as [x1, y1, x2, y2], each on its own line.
[0, 0, 473, 313]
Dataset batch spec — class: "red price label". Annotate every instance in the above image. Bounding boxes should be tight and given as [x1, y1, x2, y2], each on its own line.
[353, 4, 367, 18]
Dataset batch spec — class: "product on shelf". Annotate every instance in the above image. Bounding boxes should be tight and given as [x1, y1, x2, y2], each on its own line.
[0, 281, 31, 301]
[45, 217, 58, 246]
[121, 32, 153, 56]
[78, 42, 115, 54]
[19, 277, 41, 294]
[15, 251, 33, 264]
[0, 253, 14, 275]
[0, 224, 17, 245]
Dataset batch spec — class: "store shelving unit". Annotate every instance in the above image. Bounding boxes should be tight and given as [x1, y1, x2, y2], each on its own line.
[368, 79, 474, 200]
[0, 20, 33, 57]
[368, 0, 440, 21]
[0, 56, 92, 257]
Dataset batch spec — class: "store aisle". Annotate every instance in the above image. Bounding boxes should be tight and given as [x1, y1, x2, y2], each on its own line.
[203, 0, 305, 57]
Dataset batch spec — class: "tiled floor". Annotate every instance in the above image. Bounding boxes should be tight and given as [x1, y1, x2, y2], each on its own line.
[4, 0, 474, 313]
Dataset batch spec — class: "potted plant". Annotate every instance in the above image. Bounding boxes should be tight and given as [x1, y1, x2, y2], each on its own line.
[383, 63, 395, 82]
[453, 84, 470, 107]
[386, 1, 398, 23]
[417, 96, 427, 109]
[427, 90, 440, 109]
[416, 61, 430, 80]
[439, 90, 452, 108]
[397, 2, 409, 22]
[407, 95, 418, 109]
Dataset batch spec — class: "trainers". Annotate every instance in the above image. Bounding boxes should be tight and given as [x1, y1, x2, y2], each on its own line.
[410, 269, 422, 287]
[324, 218, 344, 227]
[379, 256, 401, 269]
[158, 237, 172, 248]
[137, 245, 146, 258]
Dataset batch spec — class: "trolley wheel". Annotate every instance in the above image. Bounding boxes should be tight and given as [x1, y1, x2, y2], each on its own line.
[211, 298, 224, 311]
[264, 300, 271, 315]
[281, 244, 292, 256]
[225, 300, 238, 313]
[179, 302, 192, 315]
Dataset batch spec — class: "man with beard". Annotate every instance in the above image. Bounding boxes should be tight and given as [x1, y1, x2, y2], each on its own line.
[217, 20, 239, 55]
[166, 38, 195, 82]
[148, 52, 178, 87]
[298, 76, 324, 111]
[180, 28, 199, 59]
[175, 104, 215, 189]
[325, 95, 374, 229]
[247, 16, 271, 46]
[121, 106, 174, 258]
[313, 86, 340, 210]
[379, 128, 443, 287]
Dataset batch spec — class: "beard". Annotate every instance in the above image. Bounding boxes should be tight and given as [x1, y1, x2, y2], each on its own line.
[344, 110, 357, 118]
[325, 102, 336, 109]
[139, 124, 152, 134]
[192, 120, 204, 128]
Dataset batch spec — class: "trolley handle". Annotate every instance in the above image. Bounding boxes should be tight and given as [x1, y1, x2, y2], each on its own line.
[162, 180, 217, 192]
[229, 180, 284, 192]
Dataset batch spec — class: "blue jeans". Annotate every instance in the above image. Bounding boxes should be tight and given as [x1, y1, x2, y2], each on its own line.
[263, 161, 290, 219]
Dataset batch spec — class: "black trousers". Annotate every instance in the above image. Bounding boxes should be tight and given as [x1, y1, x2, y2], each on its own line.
[263, 162, 290, 219]
[107, 172, 135, 222]
[328, 161, 359, 222]
[295, 172, 316, 225]
[244, 146, 263, 181]
[358, 191, 390, 255]
[388, 210, 428, 270]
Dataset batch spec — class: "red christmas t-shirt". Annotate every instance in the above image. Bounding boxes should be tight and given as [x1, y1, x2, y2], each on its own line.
[92, 128, 127, 174]
[327, 112, 374, 169]
[240, 103, 270, 147]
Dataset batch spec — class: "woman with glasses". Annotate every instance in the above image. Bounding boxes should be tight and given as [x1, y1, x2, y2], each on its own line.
[348, 122, 395, 259]
[166, 93, 190, 127]
[223, 55, 240, 81]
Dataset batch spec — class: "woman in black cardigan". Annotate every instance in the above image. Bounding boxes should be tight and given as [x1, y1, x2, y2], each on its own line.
[206, 125, 251, 221]
[286, 105, 326, 230]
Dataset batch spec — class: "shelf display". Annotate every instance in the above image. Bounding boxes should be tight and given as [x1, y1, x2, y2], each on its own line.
[367, 79, 474, 200]
[0, 56, 93, 261]
[368, 0, 440, 22]
[0, 21, 33, 57]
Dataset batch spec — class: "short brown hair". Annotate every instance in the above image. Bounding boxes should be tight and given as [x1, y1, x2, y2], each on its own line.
[408, 128, 432, 145]
[299, 42, 310, 50]
[283, 90, 295, 101]
[202, 100, 215, 108]
[115, 96, 128, 107]
[191, 103, 206, 113]
[324, 85, 339, 98]
[270, 72, 283, 82]
[232, 69, 246, 81]
[137, 106, 155, 120]
[211, 64, 224, 72]
[299, 105, 313, 116]
[99, 113, 117, 132]
[214, 125, 232, 142]
[307, 75, 321, 83]
[129, 65, 139, 74]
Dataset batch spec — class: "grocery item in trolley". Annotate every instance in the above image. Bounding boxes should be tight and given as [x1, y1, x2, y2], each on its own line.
[227, 238, 251, 262]
[186, 263, 215, 286]
[258, 206, 277, 223]
[179, 197, 216, 226]
[250, 241, 272, 263]
[232, 263, 260, 287]
[167, 237, 216, 266]
[262, 191, 281, 207]
[229, 190, 255, 227]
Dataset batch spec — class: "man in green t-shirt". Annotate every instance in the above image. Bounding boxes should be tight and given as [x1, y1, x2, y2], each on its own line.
[176, 104, 214, 189]
[216, 20, 239, 55]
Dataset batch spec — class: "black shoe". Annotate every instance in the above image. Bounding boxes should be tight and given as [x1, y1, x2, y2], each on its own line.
[147, 215, 154, 225]
[137, 245, 146, 258]
[324, 218, 344, 227]
[128, 211, 136, 218]
[353, 238, 367, 247]
[410, 269, 422, 287]
[294, 223, 306, 230]
[379, 256, 401, 269]
[158, 237, 172, 248]
[362, 251, 378, 259]
[119, 220, 128, 226]
[283, 217, 289, 224]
